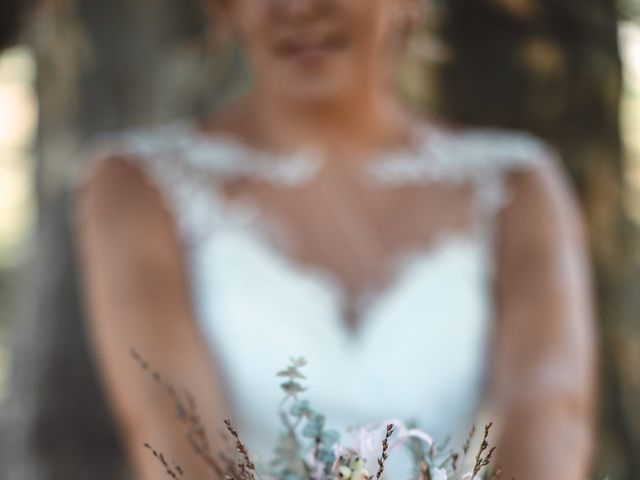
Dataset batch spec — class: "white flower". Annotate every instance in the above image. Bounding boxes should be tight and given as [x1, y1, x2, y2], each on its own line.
[348, 424, 384, 471]
[432, 468, 448, 480]
[345, 420, 436, 474]
[336, 466, 352, 480]
[461, 473, 481, 480]
[351, 468, 370, 480]
[391, 421, 434, 448]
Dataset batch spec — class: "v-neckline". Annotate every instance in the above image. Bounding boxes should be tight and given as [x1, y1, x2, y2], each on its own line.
[176, 119, 482, 335]
[207, 188, 484, 337]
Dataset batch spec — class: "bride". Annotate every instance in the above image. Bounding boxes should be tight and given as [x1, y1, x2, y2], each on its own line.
[71, 0, 597, 479]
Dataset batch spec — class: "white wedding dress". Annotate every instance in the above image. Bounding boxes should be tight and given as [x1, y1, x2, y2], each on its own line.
[73, 119, 556, 476]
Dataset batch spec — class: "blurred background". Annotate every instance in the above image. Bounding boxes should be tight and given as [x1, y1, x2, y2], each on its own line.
[0, 0, 638, 478]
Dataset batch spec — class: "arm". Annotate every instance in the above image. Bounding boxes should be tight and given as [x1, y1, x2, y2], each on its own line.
[488, 157, 598, 479]
[72, 156, 230, 479]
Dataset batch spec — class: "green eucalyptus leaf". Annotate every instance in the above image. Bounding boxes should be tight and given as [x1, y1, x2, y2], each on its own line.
[302, 422, 322, 438]
[309, 413, 325, 429]
[317, 447, 335, 464]
[280, 380, 306, 396]
[290, 399, 311, 417]
[291, 357, 308, 368]
[321, 430, 340, 445]
[277, 366, 307, 379]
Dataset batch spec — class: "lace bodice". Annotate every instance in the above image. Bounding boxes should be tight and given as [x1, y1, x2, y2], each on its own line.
[72, 119, 557, 475]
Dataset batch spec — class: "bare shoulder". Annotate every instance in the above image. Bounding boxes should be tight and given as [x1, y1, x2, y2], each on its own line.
[496, 151, 590, 296]
[74, 154, 162, 225]
[503, 153, 585, 248]
[511, 152, 575, 207]
[72, 153, 181, 269]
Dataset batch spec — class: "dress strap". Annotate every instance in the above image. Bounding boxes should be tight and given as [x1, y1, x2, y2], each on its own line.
[367, 125, 559, 220]
[69, 120, 322, 249]
[455, 129, 560, 232]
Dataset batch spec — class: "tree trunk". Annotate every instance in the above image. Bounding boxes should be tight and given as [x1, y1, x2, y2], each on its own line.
[438, 1, 639, 479]
[2, 0, 243, 477]
[0, 0, 37, 49]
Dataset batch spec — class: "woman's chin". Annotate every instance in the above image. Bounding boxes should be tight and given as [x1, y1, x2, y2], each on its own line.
[274, 77, 358, 109]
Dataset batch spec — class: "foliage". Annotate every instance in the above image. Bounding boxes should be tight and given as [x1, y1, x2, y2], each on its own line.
[135, 352, 502, 480]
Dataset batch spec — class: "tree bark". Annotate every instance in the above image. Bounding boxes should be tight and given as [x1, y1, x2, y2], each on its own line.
[1, 0, 243, 477]
[438, 1, 639, 479]
[0, 0, 37, 49]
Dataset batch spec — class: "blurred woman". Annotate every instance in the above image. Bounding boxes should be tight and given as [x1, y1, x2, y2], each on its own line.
[71, 0, 597, 479]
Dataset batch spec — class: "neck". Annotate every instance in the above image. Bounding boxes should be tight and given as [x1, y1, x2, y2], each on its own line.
[245, 83, 414, 156]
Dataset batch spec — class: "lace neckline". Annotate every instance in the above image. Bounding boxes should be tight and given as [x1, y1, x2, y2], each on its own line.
[84, 117, 554, 335]
[167, 120, 486, 330]
[173, 117, 451, 188]
[150, 117, 552, 191]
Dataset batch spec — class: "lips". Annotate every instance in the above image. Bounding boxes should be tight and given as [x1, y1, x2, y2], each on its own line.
[275, 32, 349, 62]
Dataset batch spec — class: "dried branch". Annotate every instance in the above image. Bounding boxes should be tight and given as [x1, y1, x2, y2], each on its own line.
[131, 349, 226, 477]
[374, 424, 395, 480]
[471, 423, 497, 477]
[224, 418, 256, 480]
[144, 442, 186, 479]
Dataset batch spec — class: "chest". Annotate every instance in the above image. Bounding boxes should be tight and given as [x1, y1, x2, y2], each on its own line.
[216, 171, 477, 326]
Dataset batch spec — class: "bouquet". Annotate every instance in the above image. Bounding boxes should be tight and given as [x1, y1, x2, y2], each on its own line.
[132, 352, 502, 480]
